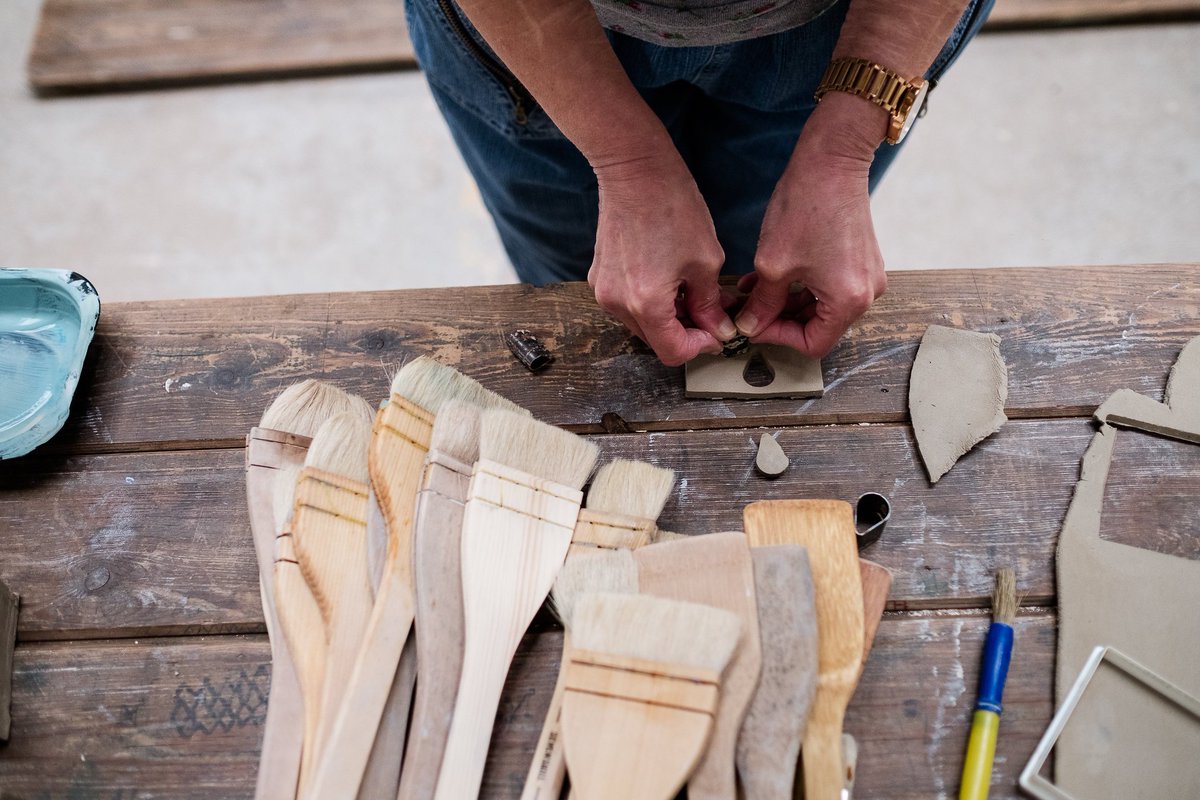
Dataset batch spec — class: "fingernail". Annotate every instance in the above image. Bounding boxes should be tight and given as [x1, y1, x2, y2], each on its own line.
[735, 312, 759, 337]
[718, 319, 737, 340]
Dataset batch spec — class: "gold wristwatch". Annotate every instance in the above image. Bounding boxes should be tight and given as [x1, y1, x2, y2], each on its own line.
[815, 57, 930, 145]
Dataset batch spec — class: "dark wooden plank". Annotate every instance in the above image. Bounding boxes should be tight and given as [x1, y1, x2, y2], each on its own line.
[27, 0, 416, 94]
[986, 0, 1200, 29]
[0, 418, 1120, 639]
[0, 580, 16, 741]
[36, 267, 1200, 453]
[1101, 427, 1200, 561]
[0, 613, 1054, 798]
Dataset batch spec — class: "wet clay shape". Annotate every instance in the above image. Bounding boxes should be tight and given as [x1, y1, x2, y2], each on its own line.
[755, 433, 789, 478]
[1056, 335, 1200, 796]
[909, 325, 1008, 483]
[685, 345, 823, 399]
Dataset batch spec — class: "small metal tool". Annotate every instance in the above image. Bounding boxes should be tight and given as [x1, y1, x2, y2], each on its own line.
[721, 334, 752, 358]
[853, 492, 891, 551]
[504, 329, 554, 372]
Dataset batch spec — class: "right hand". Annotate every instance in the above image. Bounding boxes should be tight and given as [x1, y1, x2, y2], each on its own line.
[587, 152, 737, 367]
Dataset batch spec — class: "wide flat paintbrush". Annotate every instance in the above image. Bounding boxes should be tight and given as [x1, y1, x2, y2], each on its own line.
[288, 411, 375, 790]
[313, 359, 526, 799]
[397, 400, 484, 800]
[742, 500, 864, 800]
[521, 460, 675, 800]
[562, 591, 742, 800]
[735, 544, 818, 800]
[636, 531, 762, 800]
[434, 409, 598, 800]
[247, 380, 372, 800]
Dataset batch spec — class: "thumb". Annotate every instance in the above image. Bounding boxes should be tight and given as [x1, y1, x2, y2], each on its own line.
[734, 274, 790, 338]
[684, 279, 738, 342]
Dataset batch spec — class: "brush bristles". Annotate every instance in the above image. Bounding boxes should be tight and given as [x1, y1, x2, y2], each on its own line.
[392, 357, 526, 416]
[273, 465, 302, 533]
[430, 399, 483, 465]
[652, 530, 688, 543]
[586, 459, 675, 521]
[259, 380, 374, 436]
[993, 568, 1017, 625]
[479, 409, 598, 489]
[571, 592, 740, 674]
[550, 550, 638, 630]
[304, 411, 372, 483]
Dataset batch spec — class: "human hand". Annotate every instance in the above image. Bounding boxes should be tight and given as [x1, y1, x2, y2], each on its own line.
[734, 109, 887, 359]
[588, 153, 738, 367]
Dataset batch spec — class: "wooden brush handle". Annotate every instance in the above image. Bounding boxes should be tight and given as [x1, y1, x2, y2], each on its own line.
[398, 474, 470, 800]
[371, 397, 434, 588]
[520, 636, 571, 800]
[801, 716, 846, 800]
[573, 508, 654, 550]
[356, 631, 417, 800]
[308, 568, 415, 799]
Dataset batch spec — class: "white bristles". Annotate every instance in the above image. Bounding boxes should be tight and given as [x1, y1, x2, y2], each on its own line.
[429, 399, 483, 466]
[571, 592, 741, 674]
[259, 380, 374, 436]
[304, 411, 372, 483]
[550, 550, 638, 630]
[586, 460, 675, 521]
[479, 409, 598, 489]
[651, 530, 688, 543]
[272, 465, 302, 533]
[391, 357, 525, 416]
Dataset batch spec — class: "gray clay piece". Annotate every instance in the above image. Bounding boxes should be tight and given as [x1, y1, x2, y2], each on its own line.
[908, 325, 1008, 483]
[755, 433, 789, 477]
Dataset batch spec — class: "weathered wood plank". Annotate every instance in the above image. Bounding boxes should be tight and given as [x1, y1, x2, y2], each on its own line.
[0, 613, 1054, 798]
[0, 418, 1129, 639]
[27, 0, 416, 94]
[986, 0, 1200, 29]
[38, 267, 1200, 453]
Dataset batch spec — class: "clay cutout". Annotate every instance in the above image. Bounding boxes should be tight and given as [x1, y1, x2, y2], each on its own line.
[909, 325, 1008, 483]
[1056, 335, 1200, 795]
[755, 433, 789, 477]
[685, 345, 823, 399]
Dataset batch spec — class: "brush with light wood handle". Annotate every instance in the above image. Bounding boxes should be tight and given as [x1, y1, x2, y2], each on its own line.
[434, 409, 598, 800]
[311, 359, 526, 799]
[743, 500, 864, 800]
[247, 381, 372, 800]
[288, 412, 375, 791]
[521, 460, 675, 800]
[636, 531, 762, 800]
[396, 400, 485, 800]
[858, 559, 892, 674]
[562, 591, 742, 800]
[735, 545, 818, 800]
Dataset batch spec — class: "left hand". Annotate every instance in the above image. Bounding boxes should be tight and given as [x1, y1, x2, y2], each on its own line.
[734, 103, 888, 359]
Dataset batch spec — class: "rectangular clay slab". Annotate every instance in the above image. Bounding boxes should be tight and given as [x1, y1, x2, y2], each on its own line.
[685, 345, 824, 399]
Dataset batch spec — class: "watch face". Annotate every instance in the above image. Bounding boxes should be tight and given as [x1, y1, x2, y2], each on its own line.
[896, 81, 929, 143]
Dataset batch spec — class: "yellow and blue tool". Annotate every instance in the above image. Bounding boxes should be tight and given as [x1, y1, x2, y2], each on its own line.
[959, 568, 1016, 800]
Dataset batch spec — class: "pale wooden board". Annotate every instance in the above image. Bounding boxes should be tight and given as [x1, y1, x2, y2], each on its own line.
[0, 613, 1054, 798]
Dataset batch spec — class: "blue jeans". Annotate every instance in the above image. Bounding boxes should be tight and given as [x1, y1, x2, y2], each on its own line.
[406, 0, 994, 284]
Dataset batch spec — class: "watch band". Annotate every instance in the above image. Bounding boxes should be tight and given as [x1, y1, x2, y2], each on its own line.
[814, 57, 928, 144]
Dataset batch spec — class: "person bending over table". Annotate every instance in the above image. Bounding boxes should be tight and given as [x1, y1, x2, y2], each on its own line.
[406, 0, 992, 365]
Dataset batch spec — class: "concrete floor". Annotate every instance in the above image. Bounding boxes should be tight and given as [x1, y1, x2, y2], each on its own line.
[1, 0, 1197, 302]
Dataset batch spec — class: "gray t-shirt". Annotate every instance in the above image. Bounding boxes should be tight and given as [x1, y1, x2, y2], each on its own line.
[592, 0, 839, 46]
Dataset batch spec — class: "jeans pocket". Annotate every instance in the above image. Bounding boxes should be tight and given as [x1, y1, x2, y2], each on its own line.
[406, 0, 559, 139]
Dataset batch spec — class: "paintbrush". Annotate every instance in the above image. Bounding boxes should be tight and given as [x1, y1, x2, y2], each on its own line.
[959, 568, 1016, 800]
[735, 544, 818, 800]
[434, 408, 598, 800]
[287, 411, 374, 789]
[858, 559, 893, 675]
[396, 399, 484, 800]
[521, 460, 675, 800]
[247, 380, 372, 800]
[742, 499, 864, 800]
[636, 531, 762, 800]
[562, 591, 742, 800]
[312, 359, 526, 799]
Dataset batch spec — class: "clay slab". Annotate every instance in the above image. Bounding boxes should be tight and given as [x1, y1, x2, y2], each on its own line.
[908, 325, 1008, 483]
[685, 345, 823, 399]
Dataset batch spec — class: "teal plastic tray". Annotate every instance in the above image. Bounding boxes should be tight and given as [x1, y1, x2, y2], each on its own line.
[0, 269, 100, 459]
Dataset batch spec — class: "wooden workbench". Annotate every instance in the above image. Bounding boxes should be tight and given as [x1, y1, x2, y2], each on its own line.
[0, 265, 1196, 798]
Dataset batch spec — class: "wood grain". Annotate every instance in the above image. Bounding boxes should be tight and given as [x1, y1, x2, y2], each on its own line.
[0, 613, 1053, 798]
[0, 579, 16, 740]
[3, 417, 1159, 639]
[986, 0, 1200, 29]
[32, 267, 1199, 453]
[27, 0, 415, 93]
